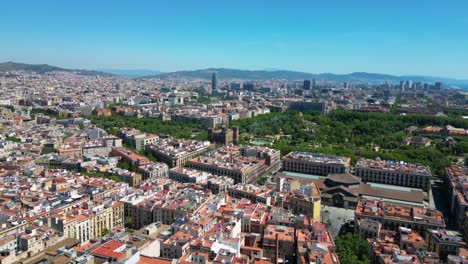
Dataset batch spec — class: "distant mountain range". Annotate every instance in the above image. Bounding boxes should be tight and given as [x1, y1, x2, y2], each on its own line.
[97, 69, 160, 78]
[1, 62, 467, 90]
[0, 61, 114, 77]
[146, 68, 400, 82]
[143, 68, 468, 89]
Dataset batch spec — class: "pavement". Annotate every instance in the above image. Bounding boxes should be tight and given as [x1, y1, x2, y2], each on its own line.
[320, 205, 355, 238]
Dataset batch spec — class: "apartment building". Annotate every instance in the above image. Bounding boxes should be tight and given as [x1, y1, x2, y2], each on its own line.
[354, 198, 445, 235]
[228, 184, 272, 205]
[103, 135, 123, 151]
[134, 134, 159, 151]
[89, 202, 125, 239]
[48, 201, 124, 243]
[240, 145, 281, 167]
[427, 229, 466, 261]
[207, 126, 239, 145]
[367, 237, 425, 264]
[117, 127, 145, 146]
[282, 151, 350, 176]
[145, 138, 212, 168]
[110, 147, 152, 167]
[355, 219, 382, 239]
[58, 143, 82, 159]
[17, 226, 62, 258]
[188, 145, 280, 184]
[169, 167, 210, 183]
[286, 183, 321, 223]
[81, 140, 109, 157]
[205, 176, 234, 194]
[161, 231, 193, 259]
[138, 162, 169, 180]
[398, 227, 427, 254]
[446, 165, 468, 241]
[262, 223, 338, 264]
[171, 111, 228, 129]
[354, 157, 432, 191]
[108, 168, 142, 187]
[124, 189, 213, 229]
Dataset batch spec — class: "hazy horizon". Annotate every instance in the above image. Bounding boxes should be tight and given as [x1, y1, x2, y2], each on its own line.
[3, 60, 468, 81]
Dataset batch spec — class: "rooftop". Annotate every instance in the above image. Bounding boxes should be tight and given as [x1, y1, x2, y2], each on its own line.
[283, 151, 350, 165]
[356, 157, 431, 175]
[89, 240, 127, 260]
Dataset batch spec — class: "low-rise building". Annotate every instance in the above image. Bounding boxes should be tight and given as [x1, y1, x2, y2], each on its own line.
[402, 136, 431, 147]
[89, 240, 138, 263]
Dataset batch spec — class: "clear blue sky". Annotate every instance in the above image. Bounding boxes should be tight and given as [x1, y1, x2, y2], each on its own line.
[1, 0, 467, 78]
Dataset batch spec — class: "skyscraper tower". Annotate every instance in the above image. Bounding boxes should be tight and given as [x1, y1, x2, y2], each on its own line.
[303, 80, 311, 90]
[212, 72, 218, 94]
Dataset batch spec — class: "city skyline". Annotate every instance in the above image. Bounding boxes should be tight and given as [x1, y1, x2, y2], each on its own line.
[1, 0, 468, 79]
[0, 1, 467, 262]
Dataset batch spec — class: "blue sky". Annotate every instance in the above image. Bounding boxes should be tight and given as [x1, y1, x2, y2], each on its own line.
[1, 0, 468, 78]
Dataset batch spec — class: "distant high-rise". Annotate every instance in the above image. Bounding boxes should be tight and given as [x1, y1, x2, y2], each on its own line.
[312, 79, 317, 89]
[230, 82, 242, 91]
[434, 82, 443, 90]
[212, 72, 218, 93]
[405, 81, 412, 90]
[243, 82, 255, 91]
[303, 80, 311, 90]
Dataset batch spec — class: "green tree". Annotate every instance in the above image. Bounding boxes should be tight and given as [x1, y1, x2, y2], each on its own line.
[5, 136, 21, 142]
[256, 176, 268, 185]
[117, 160, 138, 172]
[231, 109, 467, 179]
[125, 216, 133, 228]
[41, 146, 57, 155]
[335, 233, 369, 264]
[101, 228, 110, 237]
[87, 115, 207, 140]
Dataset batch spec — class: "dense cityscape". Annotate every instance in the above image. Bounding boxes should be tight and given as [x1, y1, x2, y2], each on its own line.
[0, 64, 466, 264]
[1, 0, 468, 263]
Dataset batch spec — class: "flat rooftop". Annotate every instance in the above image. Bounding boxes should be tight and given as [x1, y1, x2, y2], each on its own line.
[356, 158, 431, 175]
[283, 151, 350, 165]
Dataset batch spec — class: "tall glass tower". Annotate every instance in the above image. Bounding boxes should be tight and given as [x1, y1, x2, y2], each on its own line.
[212, 72, 218, 94]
